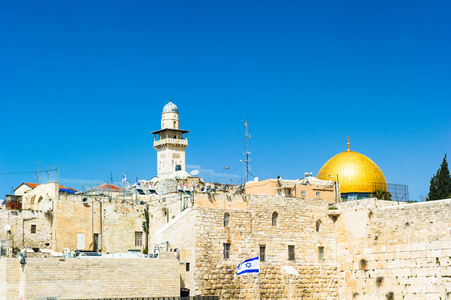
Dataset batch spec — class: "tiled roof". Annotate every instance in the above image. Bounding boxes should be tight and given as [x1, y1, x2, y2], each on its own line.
[20, 182, 78, 192]
[86, 183, 123, 192]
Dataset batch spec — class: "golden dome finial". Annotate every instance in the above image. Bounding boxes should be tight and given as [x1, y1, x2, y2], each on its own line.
[347, 136, 350, 151]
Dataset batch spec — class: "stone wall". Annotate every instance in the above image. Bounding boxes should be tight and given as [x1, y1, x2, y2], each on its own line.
[3, 184, 451, 300]
[196, 195, 339, 299]
[100, 202, 145, 253]
[152, 208, 198, 293]
[156, 194, 339, 299]
[0, 209, 52, 251]
[336, 198, 451, 299]
[0, 259, 20, 300]
[1, 198, 147, 254]
[0, 188, 187, 255]
[0, 255, 180, 300]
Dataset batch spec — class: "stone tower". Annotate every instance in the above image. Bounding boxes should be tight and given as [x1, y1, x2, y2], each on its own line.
[151, 100, 189, 179]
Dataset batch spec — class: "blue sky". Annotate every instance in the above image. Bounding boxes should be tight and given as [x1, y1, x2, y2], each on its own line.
[1, 0, 450, 200]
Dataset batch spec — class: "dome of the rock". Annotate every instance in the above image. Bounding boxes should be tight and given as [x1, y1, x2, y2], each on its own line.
[317, 139, 387, 200]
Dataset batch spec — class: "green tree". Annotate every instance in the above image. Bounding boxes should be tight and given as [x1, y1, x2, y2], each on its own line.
[371, 188, 392, 200]
[427, 154, 451, 201]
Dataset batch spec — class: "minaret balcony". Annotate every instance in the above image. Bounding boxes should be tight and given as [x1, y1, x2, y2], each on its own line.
[154, 138, 188, 148]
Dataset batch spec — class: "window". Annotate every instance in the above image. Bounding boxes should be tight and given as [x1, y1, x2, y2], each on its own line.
[316, 192, 321, 197]
[30, 224, 37, 234]
[260, 245, 266, 262]
[224, 213, 230, 227]
[301, 190, 306, 196]
[318, 246, 324, 261]
[135, 231, 143, 247]
[223, 243, 231, 259]
[288, 245, 295, 260]
[272, 212, 278, 226]
[93, 233, 100, 251]
[316, 220, 321, 232]
[186, 262, 190, 272]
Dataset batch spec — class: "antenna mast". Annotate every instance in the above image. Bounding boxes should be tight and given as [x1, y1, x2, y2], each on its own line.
[243, 121, 251, 183]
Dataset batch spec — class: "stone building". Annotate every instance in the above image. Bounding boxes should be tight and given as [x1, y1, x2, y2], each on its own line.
[0, 180, 192, 255]
[245, 176, 339, 203]
[2, 186, 450, 299]
[1, 100, 450, 299]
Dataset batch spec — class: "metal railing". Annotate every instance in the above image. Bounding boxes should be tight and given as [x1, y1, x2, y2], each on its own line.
[154, 138, 188, 147]
[387, 183, 409, 202]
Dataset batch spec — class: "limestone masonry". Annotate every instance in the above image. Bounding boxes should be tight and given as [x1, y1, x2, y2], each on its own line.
[1, 100, 450, 299]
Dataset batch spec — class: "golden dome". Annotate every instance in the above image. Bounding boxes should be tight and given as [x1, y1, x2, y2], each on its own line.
[317, 141, 387, 194]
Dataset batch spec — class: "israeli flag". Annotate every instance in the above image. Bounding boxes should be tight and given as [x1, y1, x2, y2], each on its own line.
[237, 256, 259, 276]
[122, 173, 128, 182]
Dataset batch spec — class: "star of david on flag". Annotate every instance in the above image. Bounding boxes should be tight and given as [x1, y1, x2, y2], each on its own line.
[237, 256, 259, 276]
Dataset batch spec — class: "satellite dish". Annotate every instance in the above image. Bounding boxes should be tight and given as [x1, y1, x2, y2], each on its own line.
[206, 184, 211, 191]
[82, 197, 89, 204]
[304, 172, 313, 177]
[276, 175, 282, 181]
[4, 224, 11, 231]
[190, 170, 199, 176]
[201, 187, 206, 194]
[254, 177, 259, 182]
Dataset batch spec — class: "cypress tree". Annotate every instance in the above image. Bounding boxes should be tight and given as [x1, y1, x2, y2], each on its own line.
[427, 154, 451, 201]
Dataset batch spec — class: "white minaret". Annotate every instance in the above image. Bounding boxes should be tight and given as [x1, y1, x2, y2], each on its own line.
[152, 100, 189, 179]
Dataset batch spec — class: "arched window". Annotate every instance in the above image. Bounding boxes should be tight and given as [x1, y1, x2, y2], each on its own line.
[272, 212, 278, 226]
[316, 220, 321, 232]
[163, 208, 169, 223]
[224, 213, 230, 227]
[173, 121, 177, 128]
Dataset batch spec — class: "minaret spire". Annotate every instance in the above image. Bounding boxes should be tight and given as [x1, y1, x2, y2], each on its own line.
[152, 100, 189, 180]
[347, 136, 350, 151]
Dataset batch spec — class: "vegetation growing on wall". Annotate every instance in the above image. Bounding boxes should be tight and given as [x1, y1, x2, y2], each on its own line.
[142, 205, 150, 253]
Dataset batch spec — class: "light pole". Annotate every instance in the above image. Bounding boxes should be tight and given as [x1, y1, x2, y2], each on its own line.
[225, 166, 230, 185]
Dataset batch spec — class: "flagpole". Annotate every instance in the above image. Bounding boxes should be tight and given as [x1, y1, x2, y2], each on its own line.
[258, 272, 260, 300]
